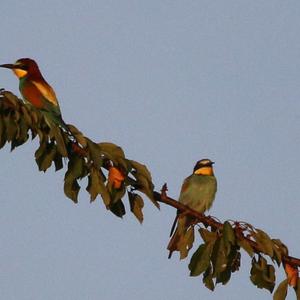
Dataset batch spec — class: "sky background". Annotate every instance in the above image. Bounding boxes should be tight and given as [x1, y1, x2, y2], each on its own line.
[1, 1, 300, 299]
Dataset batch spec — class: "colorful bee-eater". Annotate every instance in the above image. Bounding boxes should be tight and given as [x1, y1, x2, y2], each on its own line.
[168, 158, 217, 259]
[0, 58, 69, 131]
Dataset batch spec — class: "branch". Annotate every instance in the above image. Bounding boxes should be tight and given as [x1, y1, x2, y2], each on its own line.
[154, 185, 300, 267]
[0, 89, 299, 298]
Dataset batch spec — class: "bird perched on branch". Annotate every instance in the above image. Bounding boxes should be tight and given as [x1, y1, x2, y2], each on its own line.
[168, 158, 217, 259]
[0, 58, 69, 132]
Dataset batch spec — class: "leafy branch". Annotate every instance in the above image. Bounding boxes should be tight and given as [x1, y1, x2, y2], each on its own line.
[0, 89, 299, 300]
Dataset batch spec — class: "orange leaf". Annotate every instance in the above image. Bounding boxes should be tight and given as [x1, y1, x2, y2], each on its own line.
[284, 263, 298, 288]
[108, 166, 125, 189]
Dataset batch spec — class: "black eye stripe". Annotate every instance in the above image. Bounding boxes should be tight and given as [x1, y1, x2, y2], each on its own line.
[20, 65, 28, 70]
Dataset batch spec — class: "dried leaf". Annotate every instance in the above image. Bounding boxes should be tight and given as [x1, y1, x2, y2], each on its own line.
[273, 279, 288, 300]
[254, 229, 274, 257]
[98, 142, 125, 159]
[128, 192, 144, 223]
[238, 238, 254, 257]
[199, 228, 218, 243]
[250, 256, 275, 293]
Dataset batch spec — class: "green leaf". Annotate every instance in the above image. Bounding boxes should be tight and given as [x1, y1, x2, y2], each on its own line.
[250, 256, 276, 293]
[189, 241, 215, 277]
[110, 186, 126, 204]
[203, 265, 215, 291]
[86, 139, 102, 169]
[129, 160, 159, 207]
[86, 167, 111, 206]
[109, 199, 126, 218]
[211, 237, 228, 277]
[98, 143, 129, 174]
[12, 117, 29, 149]
[35, 140, 48, 170]
[130, 160, 152, 183]
[64, 179, 80, 204]
[4, 114, 18, 142]
[30, 110, 39, 125]
[36, 143, 57, 172]
[189, 244, 208, 276]
[21, 106, 32, 126]
[216, 247, 240, 286]
[53, 152, 63, 171]
[50, 127, 68, 157]
[0, 116, 7, 149]
[223, 221, 235, 247]
[64, 156, 86, 203]
[67, 124, 87, 147]
[3, 91, 19, 107]
[273, 279, 288, 300]
[216, 267, 231, 286]
[128, 192, 144, 223]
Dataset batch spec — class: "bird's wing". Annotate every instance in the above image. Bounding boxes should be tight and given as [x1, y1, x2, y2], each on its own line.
[21, 82, 44, 108]
[32, 80, 59, 106]
[21, 80, 63, 120]
[179, 177, 190, 194]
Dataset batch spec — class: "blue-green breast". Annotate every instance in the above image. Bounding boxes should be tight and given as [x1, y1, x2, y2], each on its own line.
[179, 174, 217, 213]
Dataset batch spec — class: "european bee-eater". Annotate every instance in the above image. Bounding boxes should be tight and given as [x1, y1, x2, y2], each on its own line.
[0, 58, 69, 131]
[168, 158, 217, 258]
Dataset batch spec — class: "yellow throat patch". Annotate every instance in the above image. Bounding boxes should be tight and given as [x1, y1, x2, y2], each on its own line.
[194, 166, 214, 176]
[13, 68, 28, 78]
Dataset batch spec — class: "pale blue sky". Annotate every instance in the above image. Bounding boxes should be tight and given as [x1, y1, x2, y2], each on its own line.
[1, 1, 300, 299]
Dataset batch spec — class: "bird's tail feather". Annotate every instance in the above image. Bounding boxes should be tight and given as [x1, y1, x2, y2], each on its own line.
[168, 215, 194, 259]
[169, 214, 179, 237]
[43, 111, 77, 143]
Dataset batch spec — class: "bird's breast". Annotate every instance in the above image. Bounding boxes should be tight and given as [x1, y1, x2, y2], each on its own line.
[179, 175, 217, 213]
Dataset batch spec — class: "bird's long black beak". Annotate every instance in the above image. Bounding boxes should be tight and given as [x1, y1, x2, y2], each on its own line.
[0, 64, 15, 69]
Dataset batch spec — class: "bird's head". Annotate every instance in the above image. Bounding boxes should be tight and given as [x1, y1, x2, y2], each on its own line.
[193, 158, 215, 176]
[0, 58, 40, 79]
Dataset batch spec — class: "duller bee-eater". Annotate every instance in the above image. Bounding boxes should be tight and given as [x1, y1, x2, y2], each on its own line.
[168, 158, 217, 259]
[0, 58, 69, 132]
